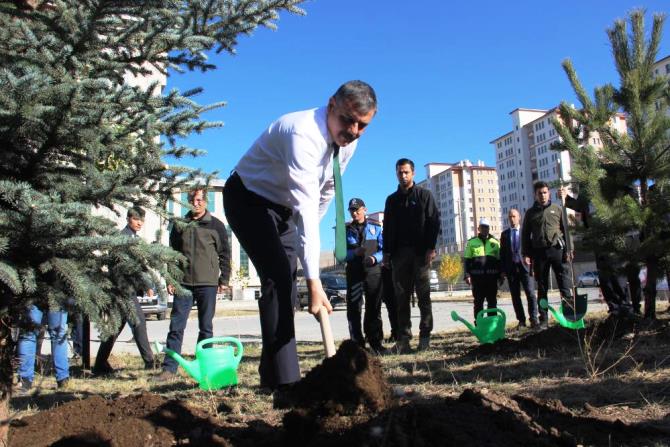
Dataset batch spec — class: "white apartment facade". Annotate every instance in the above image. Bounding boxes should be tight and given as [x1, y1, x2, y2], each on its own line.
[417, 160, 502, 255]
[653, 54, 670, 116]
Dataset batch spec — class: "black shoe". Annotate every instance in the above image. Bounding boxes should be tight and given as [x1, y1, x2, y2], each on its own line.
[144, 360, 156, 370]
[369, 344, 390, 356]
[16, 377, 32, 395]
[393, 340, 412, 355]
[272, 383, 296, 409]
[417, 336, 431, 351]
[92, 363, 115, 376]
[57, 378, 71, 390]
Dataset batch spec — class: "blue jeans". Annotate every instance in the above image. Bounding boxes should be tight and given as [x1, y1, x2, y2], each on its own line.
[162, 285, 217, 373]
[18, 305, 69, 382]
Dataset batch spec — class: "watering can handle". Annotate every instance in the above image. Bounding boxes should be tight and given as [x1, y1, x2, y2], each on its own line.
[196, 337, 244, 363]
[476, 308, 506, 322]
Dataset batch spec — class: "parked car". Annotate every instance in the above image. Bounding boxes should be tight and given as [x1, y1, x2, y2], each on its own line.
[576, 271, 599, 287]
[138, 290, 168, 320]
[297, 274, 347, 310]
[430, 269, 439, 291]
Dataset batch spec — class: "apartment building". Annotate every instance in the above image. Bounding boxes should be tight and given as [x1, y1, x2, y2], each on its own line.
[653, 54, 670, 116]
[417, 160, 501, 255]
[491, 108, 627, 226]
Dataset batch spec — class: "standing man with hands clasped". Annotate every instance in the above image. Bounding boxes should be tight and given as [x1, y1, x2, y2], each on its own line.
[383, 158, 440, 353]
[156, 187, 231, 381]
[223, 81, 377, 404]
[464, 218, 501, 322]
[522, 181, 573, 329]
[500, 209, 539, 329]
[344, 198, 387, 355]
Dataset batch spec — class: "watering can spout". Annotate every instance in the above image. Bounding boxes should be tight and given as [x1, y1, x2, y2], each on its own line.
[154, 341, 202, 382]
[451, 310, 476, 333]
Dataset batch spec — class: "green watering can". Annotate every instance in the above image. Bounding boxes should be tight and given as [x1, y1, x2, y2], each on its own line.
[540, 295, 587, 330]
[157, 337, 243, 390]
[451, 308, 506, 344]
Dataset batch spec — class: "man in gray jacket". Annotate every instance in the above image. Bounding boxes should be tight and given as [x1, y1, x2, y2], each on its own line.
[157, 187, 231, 380]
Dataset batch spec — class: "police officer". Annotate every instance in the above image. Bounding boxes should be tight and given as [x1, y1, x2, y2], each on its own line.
[464, 218, 501, 321]
[344, 198, 386, 354]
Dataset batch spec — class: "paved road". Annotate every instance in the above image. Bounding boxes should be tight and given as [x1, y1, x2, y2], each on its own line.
[82, 288, 605, 356]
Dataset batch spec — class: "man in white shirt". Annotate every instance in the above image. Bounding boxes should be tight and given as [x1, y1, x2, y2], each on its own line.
[223, 81, 377, 399]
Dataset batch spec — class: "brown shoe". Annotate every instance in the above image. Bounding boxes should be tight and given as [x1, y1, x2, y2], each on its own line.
[153, 370, 177, 383]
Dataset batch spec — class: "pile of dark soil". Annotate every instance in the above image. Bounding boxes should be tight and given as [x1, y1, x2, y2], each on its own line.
[286, 339, 393, 415]
[9, 392, 229, 447]
[282, 387, 670, 446]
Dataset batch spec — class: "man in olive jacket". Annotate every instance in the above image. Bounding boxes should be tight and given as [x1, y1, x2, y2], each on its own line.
[158, 187, 231, 380]
[522, 181, 573, 327]
[383, 158, 440, 353]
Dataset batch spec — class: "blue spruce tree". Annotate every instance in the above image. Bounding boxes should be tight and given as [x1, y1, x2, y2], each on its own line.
[0, 0, 305, 437]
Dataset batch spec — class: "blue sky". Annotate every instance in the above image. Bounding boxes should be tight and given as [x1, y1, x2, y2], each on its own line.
[167, 1, 669, 251]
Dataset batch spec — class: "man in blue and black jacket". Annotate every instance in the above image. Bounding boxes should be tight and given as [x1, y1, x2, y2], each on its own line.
[345, 198, 387, 355]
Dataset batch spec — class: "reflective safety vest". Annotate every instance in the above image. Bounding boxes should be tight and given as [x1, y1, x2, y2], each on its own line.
[464, 235, 500, 277]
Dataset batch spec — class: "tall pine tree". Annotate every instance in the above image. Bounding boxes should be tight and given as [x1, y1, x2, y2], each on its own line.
[0, 0, 305, 440]
[552, 10, 670, 319]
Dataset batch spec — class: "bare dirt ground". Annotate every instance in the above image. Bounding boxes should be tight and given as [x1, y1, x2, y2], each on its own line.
[8, 310, 670, 446]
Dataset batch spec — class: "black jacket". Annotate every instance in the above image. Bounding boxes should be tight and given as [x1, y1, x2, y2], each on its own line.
[521, 201, 565, 257]
[169, 210, 231, 287]
[500, 227, 530, 274]
[383, 184, 440, 256]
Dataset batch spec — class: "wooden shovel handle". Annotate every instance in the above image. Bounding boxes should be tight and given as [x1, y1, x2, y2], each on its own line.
[318, 306, 336, 358]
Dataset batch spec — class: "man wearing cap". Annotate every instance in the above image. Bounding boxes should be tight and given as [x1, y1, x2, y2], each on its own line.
[464, 218, 501, 321]
[344, 198, 386, 354]
[382, 158, 440, 353]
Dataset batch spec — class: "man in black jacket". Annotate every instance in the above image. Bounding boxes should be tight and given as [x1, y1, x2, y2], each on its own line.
[93, 206, 155, 375]
[522, 181, 572, 327]
[157, 187, 231, 381]
[383, 158, 440, 353]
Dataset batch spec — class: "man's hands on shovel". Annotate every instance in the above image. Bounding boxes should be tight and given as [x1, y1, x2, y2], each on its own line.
[307, 278, 333, 317]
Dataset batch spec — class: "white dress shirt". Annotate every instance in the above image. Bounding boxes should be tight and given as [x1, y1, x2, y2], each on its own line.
[234, 106, 357, 279]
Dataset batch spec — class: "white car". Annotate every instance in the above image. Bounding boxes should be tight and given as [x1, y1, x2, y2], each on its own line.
[430, 270, 439, 291]
[576, 271, 599, 287]
[138, 292, 168, 320]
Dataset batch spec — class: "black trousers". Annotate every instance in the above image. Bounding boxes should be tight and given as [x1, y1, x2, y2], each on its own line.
[345, 266, 383, 347]
[391, 246, 433, 340]
[223, 173, 300, 389]
[95, 295, 153, 369]
[507, 263, 538, 324]
[532, 246, 573, 321]
[472, 276, 498, 321]
[381, 266, 398, 339]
